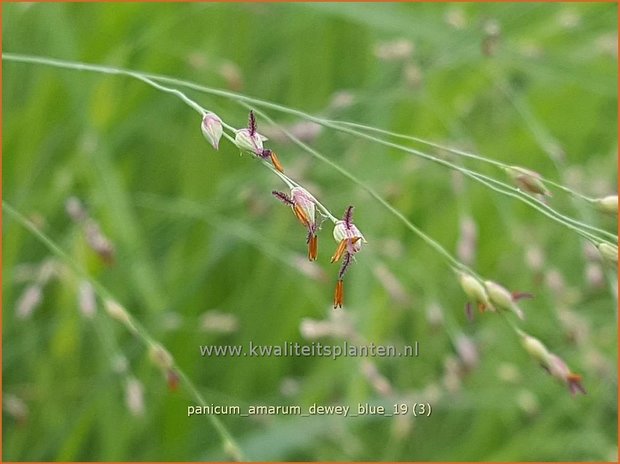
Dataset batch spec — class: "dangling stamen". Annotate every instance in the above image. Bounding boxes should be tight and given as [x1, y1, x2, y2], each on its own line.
[331, 239, 348, 263]
[293, 204, 310, 227]
[331, 237, 361, 263]
[308, 234, 318, 261]
[269, 151, 284, 173]
[334, 279, 344, 309]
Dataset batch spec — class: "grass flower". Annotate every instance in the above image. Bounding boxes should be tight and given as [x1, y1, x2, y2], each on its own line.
[235, 111, 284, 172]
[484, 280, 532, 320]
[459, 273, 494, 318]
[519, 331, 585, 395]
[505, 166, 551, 197]
[331, 206, 366, 308]
[272, 187, 319, 261]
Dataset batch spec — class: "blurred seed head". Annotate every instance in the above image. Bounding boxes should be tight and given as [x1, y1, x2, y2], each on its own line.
[218, 61, 243, 91]
[16, 285, 43, 319]
[84, 220, 115, 264]
[420, 383, 443, 405]
[104, 299, 135, 332]
[445, 7, 467, 29]
[516, 389, 539, 416]
[425, 302, 444, 330]
[595, 32, 618, 58]
[300, 318, 332, 340]
[112, 354, 129, 374]
[557, 8, 581, 29]
[518, 40, 544, 59]
[329, 90, 356, 110]
[200, 310, 239, 334]
[279, 377, 300, 397]
[374, 39, 414, 62]
[13, 262, 40, 284]
[361, 361, 393, 397]
[497, 362, 521, 384]
[403, 63, 423, 89]
[391, 412, 413, 441]
[65, 196, 87, 223]
[544, 268, 564, 292]
[161, 312, 183, 332]
[442, 355, 462, 393]
[300, 309, 357, 341]
[482, 18, 501, 56]
[125, 377, 145, 417]
[149, 343, 174, 371]
[593, 195, 618, 215]
[585, 262, 605, 290]
[597, 242, 618, 265]
[525, 245, 545, 273]
[557, 308, 589, 346]
[3, 394, 29, 424]
[583, 242, 602, 262]
[455, 334, 479, 371]
[372, 263, 411, 308]
[456, 216, 478, 266]
[37, 258, 57, 284]
[78, 280, 97, 319]
[66, 197, 115, 264]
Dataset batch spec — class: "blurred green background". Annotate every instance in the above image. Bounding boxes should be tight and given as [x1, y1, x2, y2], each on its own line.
[3, 2, 618, 461]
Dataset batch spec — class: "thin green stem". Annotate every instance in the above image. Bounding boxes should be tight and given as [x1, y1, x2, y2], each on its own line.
[2, 201, 246, 461]
[4, 53, 608, 244]
[327, 120, 598, 203]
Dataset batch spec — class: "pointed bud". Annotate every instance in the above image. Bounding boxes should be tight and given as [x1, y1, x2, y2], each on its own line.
[505, 166, 551, 196]
[594, 195, 618, 215]
[201, 113, 223, 150]
[484, 280, 524, 319]
[104, 299, 136, 333]
[597, 242, 618, 264]
[149, 343, 174, 371]
[519, 332, 551, 364]
[459, 273, 493, 311]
